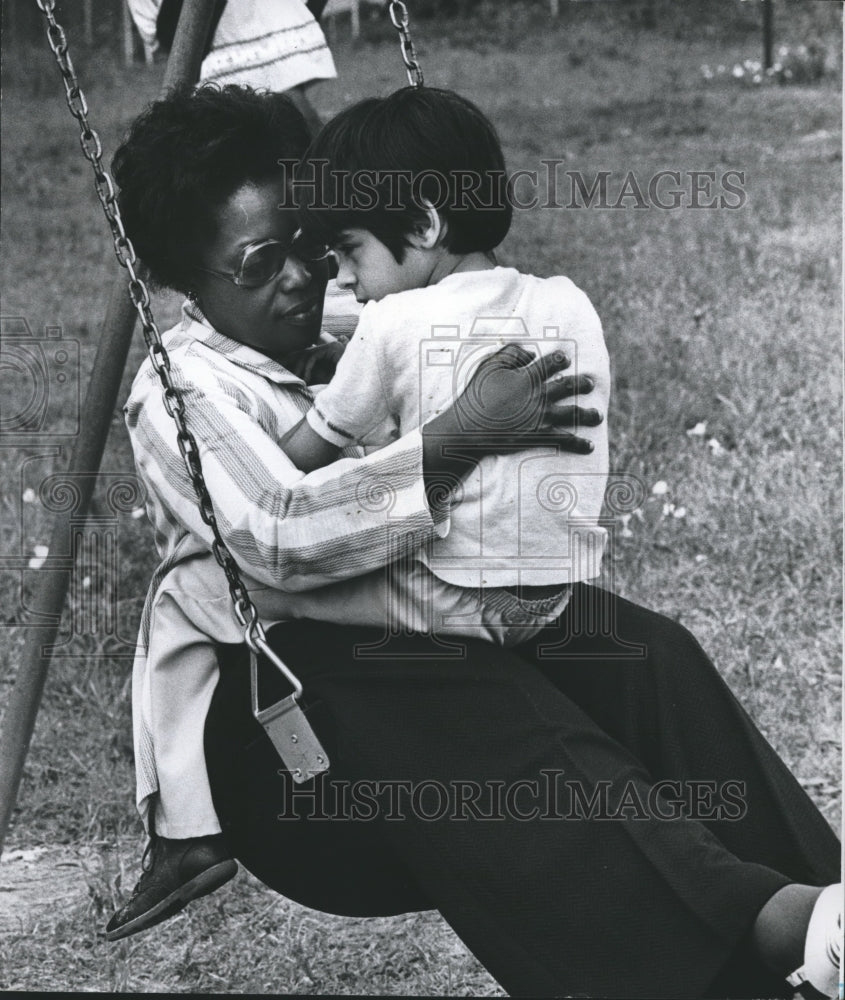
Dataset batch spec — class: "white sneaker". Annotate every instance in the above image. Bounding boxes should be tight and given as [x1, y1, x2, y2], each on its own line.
[786, 883, 843, 999]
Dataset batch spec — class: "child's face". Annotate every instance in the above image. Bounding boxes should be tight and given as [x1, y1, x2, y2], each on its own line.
[332, 228, 431, 303]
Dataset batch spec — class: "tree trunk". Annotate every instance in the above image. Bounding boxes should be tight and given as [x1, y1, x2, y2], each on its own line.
[5, 0, 16, 46]
[122, 0, 134, 66]
[82, 0, 94, 46]
[762, 0, 774, 70]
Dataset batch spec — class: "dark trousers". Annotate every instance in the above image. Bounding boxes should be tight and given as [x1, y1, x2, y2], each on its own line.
[205, 585, 839, 998]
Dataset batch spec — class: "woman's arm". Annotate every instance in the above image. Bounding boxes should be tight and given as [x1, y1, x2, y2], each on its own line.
[281, 342, 600, 478]
[126, 344, 600, 593]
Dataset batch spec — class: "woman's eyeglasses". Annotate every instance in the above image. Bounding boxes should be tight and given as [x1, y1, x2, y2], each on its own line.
[194, 229, 332, 289]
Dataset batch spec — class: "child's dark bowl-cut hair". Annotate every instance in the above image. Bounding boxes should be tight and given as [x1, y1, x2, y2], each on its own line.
[296, 87, 512, 261]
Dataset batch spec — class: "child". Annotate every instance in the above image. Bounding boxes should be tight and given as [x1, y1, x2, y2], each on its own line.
[282, 86, 611, 644]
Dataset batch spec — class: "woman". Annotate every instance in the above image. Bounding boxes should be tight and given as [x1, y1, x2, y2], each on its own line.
[111, 85, 840, 998]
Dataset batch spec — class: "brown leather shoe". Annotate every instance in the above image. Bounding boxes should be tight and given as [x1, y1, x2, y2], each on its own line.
[105, 834, 237, 941]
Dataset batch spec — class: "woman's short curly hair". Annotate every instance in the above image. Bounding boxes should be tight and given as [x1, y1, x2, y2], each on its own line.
[111, 84, 311, 293]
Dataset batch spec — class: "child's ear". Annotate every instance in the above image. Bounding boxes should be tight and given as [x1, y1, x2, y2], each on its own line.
[407, 200, 443, 250]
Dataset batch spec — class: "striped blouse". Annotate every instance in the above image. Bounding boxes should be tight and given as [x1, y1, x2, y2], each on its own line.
[126, 302, 576, 813]
[124, 302, 448, 646]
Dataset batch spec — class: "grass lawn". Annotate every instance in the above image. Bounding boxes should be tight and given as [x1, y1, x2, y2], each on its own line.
[0, 1, 841, 993]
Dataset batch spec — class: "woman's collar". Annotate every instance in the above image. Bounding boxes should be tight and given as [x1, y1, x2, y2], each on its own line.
[181, 298, 307, 387]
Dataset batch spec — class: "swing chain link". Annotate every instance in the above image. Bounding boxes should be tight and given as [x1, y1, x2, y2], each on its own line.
[35, 0, 264, 636]
[388, 1, 424, 88]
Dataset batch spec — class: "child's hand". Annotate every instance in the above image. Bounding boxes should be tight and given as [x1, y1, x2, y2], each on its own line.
[286, 340, 346, 384]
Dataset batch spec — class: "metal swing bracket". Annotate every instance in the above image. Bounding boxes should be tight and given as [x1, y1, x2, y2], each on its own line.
[245, 619, 330, 784]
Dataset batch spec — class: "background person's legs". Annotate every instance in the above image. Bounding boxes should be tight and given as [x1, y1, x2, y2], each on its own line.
[206, 612, 837, 998]
[284, 82, 322, 137]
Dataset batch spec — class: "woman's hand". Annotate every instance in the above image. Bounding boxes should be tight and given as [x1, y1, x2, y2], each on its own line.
[421, 344, 602, 509]
[454, 343, 601, 451]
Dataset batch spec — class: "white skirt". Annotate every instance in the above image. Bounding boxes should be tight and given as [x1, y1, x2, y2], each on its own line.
[200, 0, 337, 91]
[127, 0, 337, 91]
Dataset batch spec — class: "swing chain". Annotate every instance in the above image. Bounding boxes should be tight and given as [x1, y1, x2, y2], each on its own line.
[35, 1, 137, 265]
[34, 0, 264, 636]
[388, 1, 424, 88]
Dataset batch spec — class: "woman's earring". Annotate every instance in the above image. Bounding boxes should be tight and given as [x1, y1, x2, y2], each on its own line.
[188, 291, 199, 305]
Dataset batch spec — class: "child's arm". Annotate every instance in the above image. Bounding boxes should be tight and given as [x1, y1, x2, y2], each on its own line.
[279, 417, 341, 473]
[288, 308, 397, 471]
[281, 311, 395, 472]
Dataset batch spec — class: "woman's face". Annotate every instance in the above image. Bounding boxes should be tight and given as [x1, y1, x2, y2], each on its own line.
[192, 178, 329, 363]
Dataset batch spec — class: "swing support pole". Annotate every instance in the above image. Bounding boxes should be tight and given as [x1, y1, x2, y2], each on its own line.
[0, 0, 218, 856]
